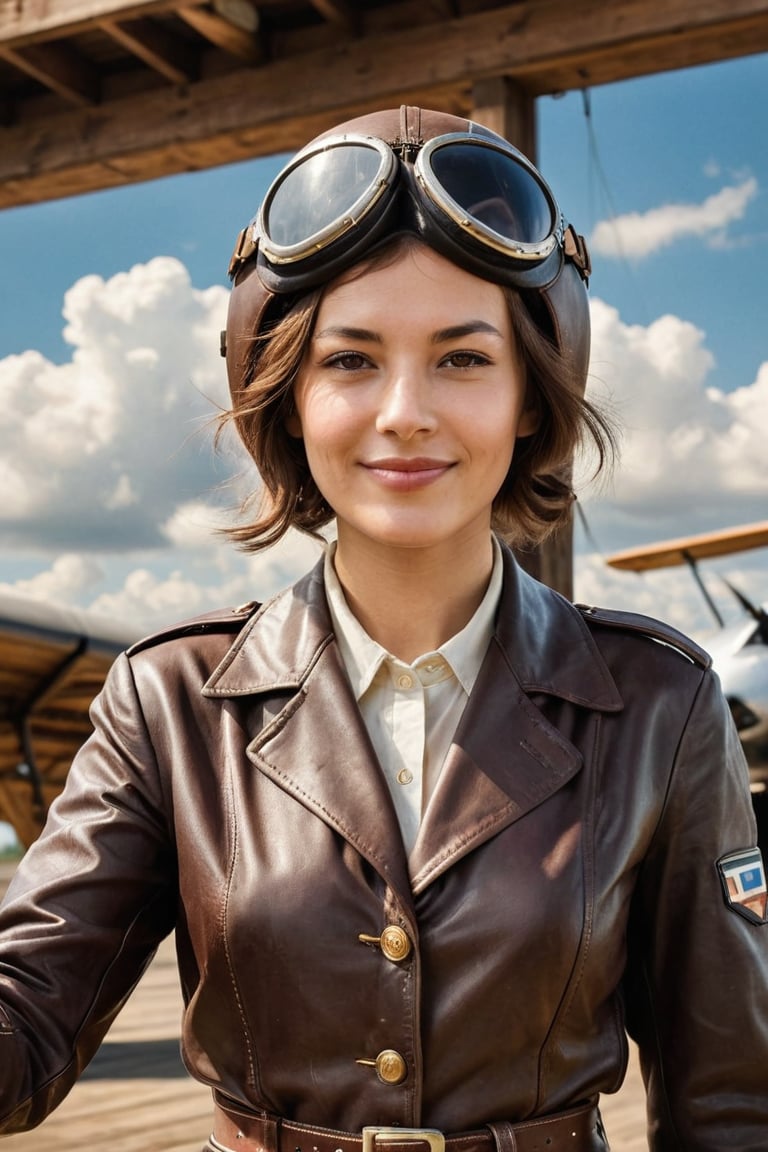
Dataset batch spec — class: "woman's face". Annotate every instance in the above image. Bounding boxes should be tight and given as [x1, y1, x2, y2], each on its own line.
[289, 243, 536, 558]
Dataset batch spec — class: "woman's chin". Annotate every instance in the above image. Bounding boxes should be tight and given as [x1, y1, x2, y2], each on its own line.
[336, 509, 489, 556]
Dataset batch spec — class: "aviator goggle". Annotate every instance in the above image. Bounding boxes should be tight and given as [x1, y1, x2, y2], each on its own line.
[228, 131, 589, 293]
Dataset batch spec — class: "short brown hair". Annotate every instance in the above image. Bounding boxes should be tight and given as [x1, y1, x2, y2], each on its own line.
[221, 238, 615, 551]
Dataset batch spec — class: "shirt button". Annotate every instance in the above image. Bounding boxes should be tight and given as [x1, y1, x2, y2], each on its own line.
[396, 673, 414, 689]
[396, 768, 413, 785]
[375, 1049, 407, 1084]
[380, 925, 411, 963]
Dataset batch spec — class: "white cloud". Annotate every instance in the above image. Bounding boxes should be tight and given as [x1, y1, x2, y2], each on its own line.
[0, 257, 233, 551]
[577, 296, 768, 627]
[86, 530, 324, 633]
[584, 298, 768, 522]
[162, 499, 233, 551]
[88, 567, 211, 628]
[0, 553, 104, 603]
[590, 177, 757, 259]
[104, 473, 139, 510]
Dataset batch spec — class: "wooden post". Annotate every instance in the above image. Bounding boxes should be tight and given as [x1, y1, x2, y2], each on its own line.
[471, 76, 537, 162]
[471, 76, 575, 599]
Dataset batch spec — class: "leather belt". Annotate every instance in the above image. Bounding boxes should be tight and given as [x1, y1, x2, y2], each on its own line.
[209, 1097, 608, 1152]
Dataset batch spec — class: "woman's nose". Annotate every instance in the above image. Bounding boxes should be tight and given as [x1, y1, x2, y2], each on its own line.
[375, 372, 437, 439]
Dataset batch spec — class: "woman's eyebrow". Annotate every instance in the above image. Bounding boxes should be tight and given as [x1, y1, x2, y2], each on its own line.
[431, 321, 504, 343]
[313, 321, 504, 344]
[313, 326, 382, 343]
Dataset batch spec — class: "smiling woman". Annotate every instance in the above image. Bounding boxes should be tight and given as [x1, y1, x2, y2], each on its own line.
[0, 105, 765, 1152]
[285, 243, 533, 657]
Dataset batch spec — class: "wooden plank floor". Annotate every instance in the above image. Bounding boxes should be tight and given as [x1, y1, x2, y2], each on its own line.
[0, 862, 647, 1151]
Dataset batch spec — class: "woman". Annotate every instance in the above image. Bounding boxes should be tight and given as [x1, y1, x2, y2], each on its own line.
[0, 107, 765, 1151]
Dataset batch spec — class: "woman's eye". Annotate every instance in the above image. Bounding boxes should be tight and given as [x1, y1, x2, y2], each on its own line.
[325, 351, 370, 371]
[442, 350, 490, 369]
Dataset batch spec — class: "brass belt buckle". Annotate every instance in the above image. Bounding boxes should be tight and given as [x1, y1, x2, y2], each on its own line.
[362, 1129, 445, 1152]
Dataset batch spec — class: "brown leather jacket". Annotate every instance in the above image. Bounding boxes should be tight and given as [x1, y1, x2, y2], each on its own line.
[0, 546, 766, 1147]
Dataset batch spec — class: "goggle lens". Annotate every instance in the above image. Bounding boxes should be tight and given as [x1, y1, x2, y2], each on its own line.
[424, 140, 554, 249]
[262, 141, 391, 261]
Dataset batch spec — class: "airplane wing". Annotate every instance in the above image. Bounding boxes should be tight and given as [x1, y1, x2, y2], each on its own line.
[0, 593, 138, 849]
[606, 521, 768, 572]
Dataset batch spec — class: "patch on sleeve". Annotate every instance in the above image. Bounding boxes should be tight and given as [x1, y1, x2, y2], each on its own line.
[717, 848, 767, 924]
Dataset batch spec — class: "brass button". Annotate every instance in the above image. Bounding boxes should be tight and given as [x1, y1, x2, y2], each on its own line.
[375, 1049, 407, 1084]
[380, 925, 411, 963]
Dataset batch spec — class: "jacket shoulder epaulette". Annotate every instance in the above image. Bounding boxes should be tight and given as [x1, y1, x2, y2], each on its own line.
[126, 601, 260, 658]
[575, 604, 712, 669]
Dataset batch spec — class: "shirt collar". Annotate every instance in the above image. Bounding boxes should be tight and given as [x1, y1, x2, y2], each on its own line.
[323, 537, 503, 700]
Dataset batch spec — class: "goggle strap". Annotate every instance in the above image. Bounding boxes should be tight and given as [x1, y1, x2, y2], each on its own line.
[228, 226, 258, 280]
[399, 104, 423, 148]
[564, 225, 591, 281]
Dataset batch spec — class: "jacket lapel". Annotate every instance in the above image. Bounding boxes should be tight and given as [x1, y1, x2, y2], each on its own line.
[409, 636, 583, 892]
[203, 561, 413, 906]
[409, 546, 624, 891]
[203, 546, 623, 902]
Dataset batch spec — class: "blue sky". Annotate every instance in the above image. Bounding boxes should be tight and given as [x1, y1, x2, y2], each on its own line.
[1, 52, 767, 643]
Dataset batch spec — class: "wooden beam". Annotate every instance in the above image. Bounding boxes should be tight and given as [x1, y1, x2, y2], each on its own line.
[3, 0, 768, 206]
[177, 3, 264, 63]
[431, 0, 460, 15]
[99, 16, 199, 84]
[213, 0, 259, 32]
[524, 15, 768, 92]
[0, 83, 469, 207]
[308, 0, 360, 34]
[0, 41, 100, 106]
[0, 0, 197, 46]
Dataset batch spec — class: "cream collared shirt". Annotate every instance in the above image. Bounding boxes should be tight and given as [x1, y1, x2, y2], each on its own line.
[323, 538, 503, 857]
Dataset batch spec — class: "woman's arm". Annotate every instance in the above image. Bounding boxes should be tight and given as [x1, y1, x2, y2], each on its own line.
[624, 669, 768, 1149]
[0, 652, 177, 1133]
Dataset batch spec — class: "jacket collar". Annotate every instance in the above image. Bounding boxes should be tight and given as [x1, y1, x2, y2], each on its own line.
[203, 543, 622, 712]
[495, 545, 623, 710]
[202, 544, 623, 899]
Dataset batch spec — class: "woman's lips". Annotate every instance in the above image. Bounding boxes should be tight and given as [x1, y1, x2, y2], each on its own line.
[362, 458, 454, 491]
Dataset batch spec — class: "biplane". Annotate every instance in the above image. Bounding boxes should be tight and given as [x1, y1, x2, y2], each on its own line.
[0, 592, 137, 849]
[606, 521, 768, 797]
